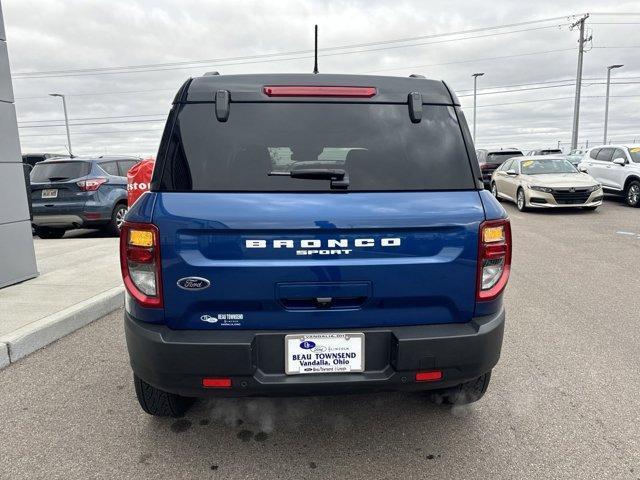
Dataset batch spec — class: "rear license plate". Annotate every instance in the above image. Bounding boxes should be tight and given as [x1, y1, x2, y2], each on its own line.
[285, 333, 364, 375]
[41, 189, 58, 199]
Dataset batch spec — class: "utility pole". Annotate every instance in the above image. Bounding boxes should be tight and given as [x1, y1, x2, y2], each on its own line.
[570, 14, 590, 150]
[604, 64, 623, 144]
[49, 93, 73, 156]
[472, 72, 484, 143]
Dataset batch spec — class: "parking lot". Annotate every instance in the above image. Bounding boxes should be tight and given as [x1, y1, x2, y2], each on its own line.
[0, 199, 639, 480]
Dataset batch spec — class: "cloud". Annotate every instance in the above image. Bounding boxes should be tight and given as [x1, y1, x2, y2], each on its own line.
[4, 0, 640, 156]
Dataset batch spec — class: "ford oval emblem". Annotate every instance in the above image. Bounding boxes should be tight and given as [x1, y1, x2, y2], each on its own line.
[300, 340, 316, 350]
[177, 277, 211, 291]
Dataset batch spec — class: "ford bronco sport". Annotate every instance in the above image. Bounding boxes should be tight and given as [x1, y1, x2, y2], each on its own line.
[121, 74, 512, 417]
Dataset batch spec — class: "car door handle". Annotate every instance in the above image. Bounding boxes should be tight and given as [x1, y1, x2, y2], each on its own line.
[606, 165, 612, 168]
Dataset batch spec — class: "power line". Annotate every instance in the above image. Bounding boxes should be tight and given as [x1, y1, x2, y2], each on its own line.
[364, 48, 574, 74]
[18, 118, 166, 129]
[456, 76, 640, 93]
[15, 25, 565, 80]
[463, 94, 640, 108]
[15, 88, 175, 101]
[592, 45, 640, 49]
[20, 128, 162, 138]
[18, 113, 166, 124]
[12, 15, 574, 78]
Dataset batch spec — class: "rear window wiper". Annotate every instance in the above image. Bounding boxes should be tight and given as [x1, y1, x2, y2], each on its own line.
[269, 168, 349, 189]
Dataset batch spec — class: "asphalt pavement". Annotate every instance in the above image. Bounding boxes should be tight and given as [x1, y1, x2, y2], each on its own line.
[0, 198, 639, 479]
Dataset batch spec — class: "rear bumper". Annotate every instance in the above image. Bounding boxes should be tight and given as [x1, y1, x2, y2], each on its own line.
[32, 205, 112, 228]
[125, 308, 505, 397]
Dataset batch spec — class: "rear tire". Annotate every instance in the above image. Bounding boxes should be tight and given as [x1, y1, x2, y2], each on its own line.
[491, 182, 501, 201]
[133, 375, 194, 417]
[107, 203, 128, 236]
[625, 180, 640, 207]
[428, 371, 491, 405]
[34, 226, 66, 239]
[516, 188, 528, 212]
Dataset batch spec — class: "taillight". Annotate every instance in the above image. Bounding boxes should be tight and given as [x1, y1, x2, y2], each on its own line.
[77, 178, 107, 191]
[262, 86, 377, 98]
[477, 219, 512, 301]
[119, 222, 163, 308]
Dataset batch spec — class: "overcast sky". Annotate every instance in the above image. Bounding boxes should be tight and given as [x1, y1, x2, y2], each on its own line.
[4, 0, 640, 157]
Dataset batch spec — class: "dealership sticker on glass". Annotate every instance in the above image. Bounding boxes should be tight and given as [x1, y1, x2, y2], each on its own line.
[285, 333, 364, 375]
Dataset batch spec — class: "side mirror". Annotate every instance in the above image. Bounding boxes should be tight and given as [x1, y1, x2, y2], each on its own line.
[612, 157, 627, 166]
[578, 164, 588, 173]
[506, 169, 518, 176]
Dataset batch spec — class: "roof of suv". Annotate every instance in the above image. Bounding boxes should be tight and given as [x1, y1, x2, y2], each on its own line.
[40, 156, 141, 163]
[180, 73, 460, 105]
[477, 148, 522, 154]
[587, 144, 640, 150]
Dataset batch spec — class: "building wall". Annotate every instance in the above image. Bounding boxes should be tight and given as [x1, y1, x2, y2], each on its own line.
[0, 2, 38, 288]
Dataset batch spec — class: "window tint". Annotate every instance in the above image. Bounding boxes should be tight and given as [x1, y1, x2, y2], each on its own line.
[30, 161, 90, 182]
[159, 103, 476, 192]
[589, 148, 601, 160]
[612, 149, 626, 162]
[118, 160, 137, 176]
[501, 159, 513, 171]
[596, 148, 614, 162]
[99, 161, 119, 176]
[486, 152, 523, 164]
[628, 147, 640, 163]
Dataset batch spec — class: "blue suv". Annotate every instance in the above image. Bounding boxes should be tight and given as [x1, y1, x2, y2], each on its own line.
[30, 156, 139, 238]
[121, 74, 512, 417]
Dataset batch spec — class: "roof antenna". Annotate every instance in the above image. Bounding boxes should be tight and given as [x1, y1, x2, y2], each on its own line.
[313, 25, 319, 74]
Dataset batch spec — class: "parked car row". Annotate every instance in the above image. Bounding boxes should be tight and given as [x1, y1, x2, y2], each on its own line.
[490, 156, 602, 212]
[578, 145, 640, 208]
[477, 144, 640, 211]
[29, 156, 140, 238]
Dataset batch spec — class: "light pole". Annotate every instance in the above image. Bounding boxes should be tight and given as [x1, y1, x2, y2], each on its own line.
[49, 93, 73, 156]
[603, 64, 623, 144]
[472, 72, 484, 143]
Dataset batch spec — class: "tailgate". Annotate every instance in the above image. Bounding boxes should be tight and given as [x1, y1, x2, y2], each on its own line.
[154, 191, 484, 330]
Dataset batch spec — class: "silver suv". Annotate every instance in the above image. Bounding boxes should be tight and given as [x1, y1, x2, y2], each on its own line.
[579, 145, 640, 207]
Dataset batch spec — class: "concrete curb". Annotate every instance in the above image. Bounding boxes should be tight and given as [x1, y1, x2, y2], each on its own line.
[0, 342, 8, 369]
[0, 286, 124, 366]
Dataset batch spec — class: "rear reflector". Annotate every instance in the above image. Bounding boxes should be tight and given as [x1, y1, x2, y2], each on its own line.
[202, 377, 232, 388]
[263, 86, 377, 98]
[416, 371, 443, 382]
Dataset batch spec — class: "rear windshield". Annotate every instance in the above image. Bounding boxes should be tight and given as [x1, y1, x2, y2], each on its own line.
[486, 152, 523, 164]
[30, 161, 90, 183]
[539, 149, 562, 155]
[157, 103, 476, 191]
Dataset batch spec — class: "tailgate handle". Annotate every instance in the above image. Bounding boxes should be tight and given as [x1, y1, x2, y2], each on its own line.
[276, 282, 371, 310]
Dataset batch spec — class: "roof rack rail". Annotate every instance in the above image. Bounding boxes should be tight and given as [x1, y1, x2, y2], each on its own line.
[409, 74, 425, 78]
[204, 71, 220, 76]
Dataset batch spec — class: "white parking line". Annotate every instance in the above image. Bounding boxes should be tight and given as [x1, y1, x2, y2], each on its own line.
[616, 230, 640, 239]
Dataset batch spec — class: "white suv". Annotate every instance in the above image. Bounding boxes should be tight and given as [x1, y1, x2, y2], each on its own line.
[578, 145, 640, 207]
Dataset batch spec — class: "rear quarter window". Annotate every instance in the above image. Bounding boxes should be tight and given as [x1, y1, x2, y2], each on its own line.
[30, 162, 90, 183]
[157, 103, 476, 192]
